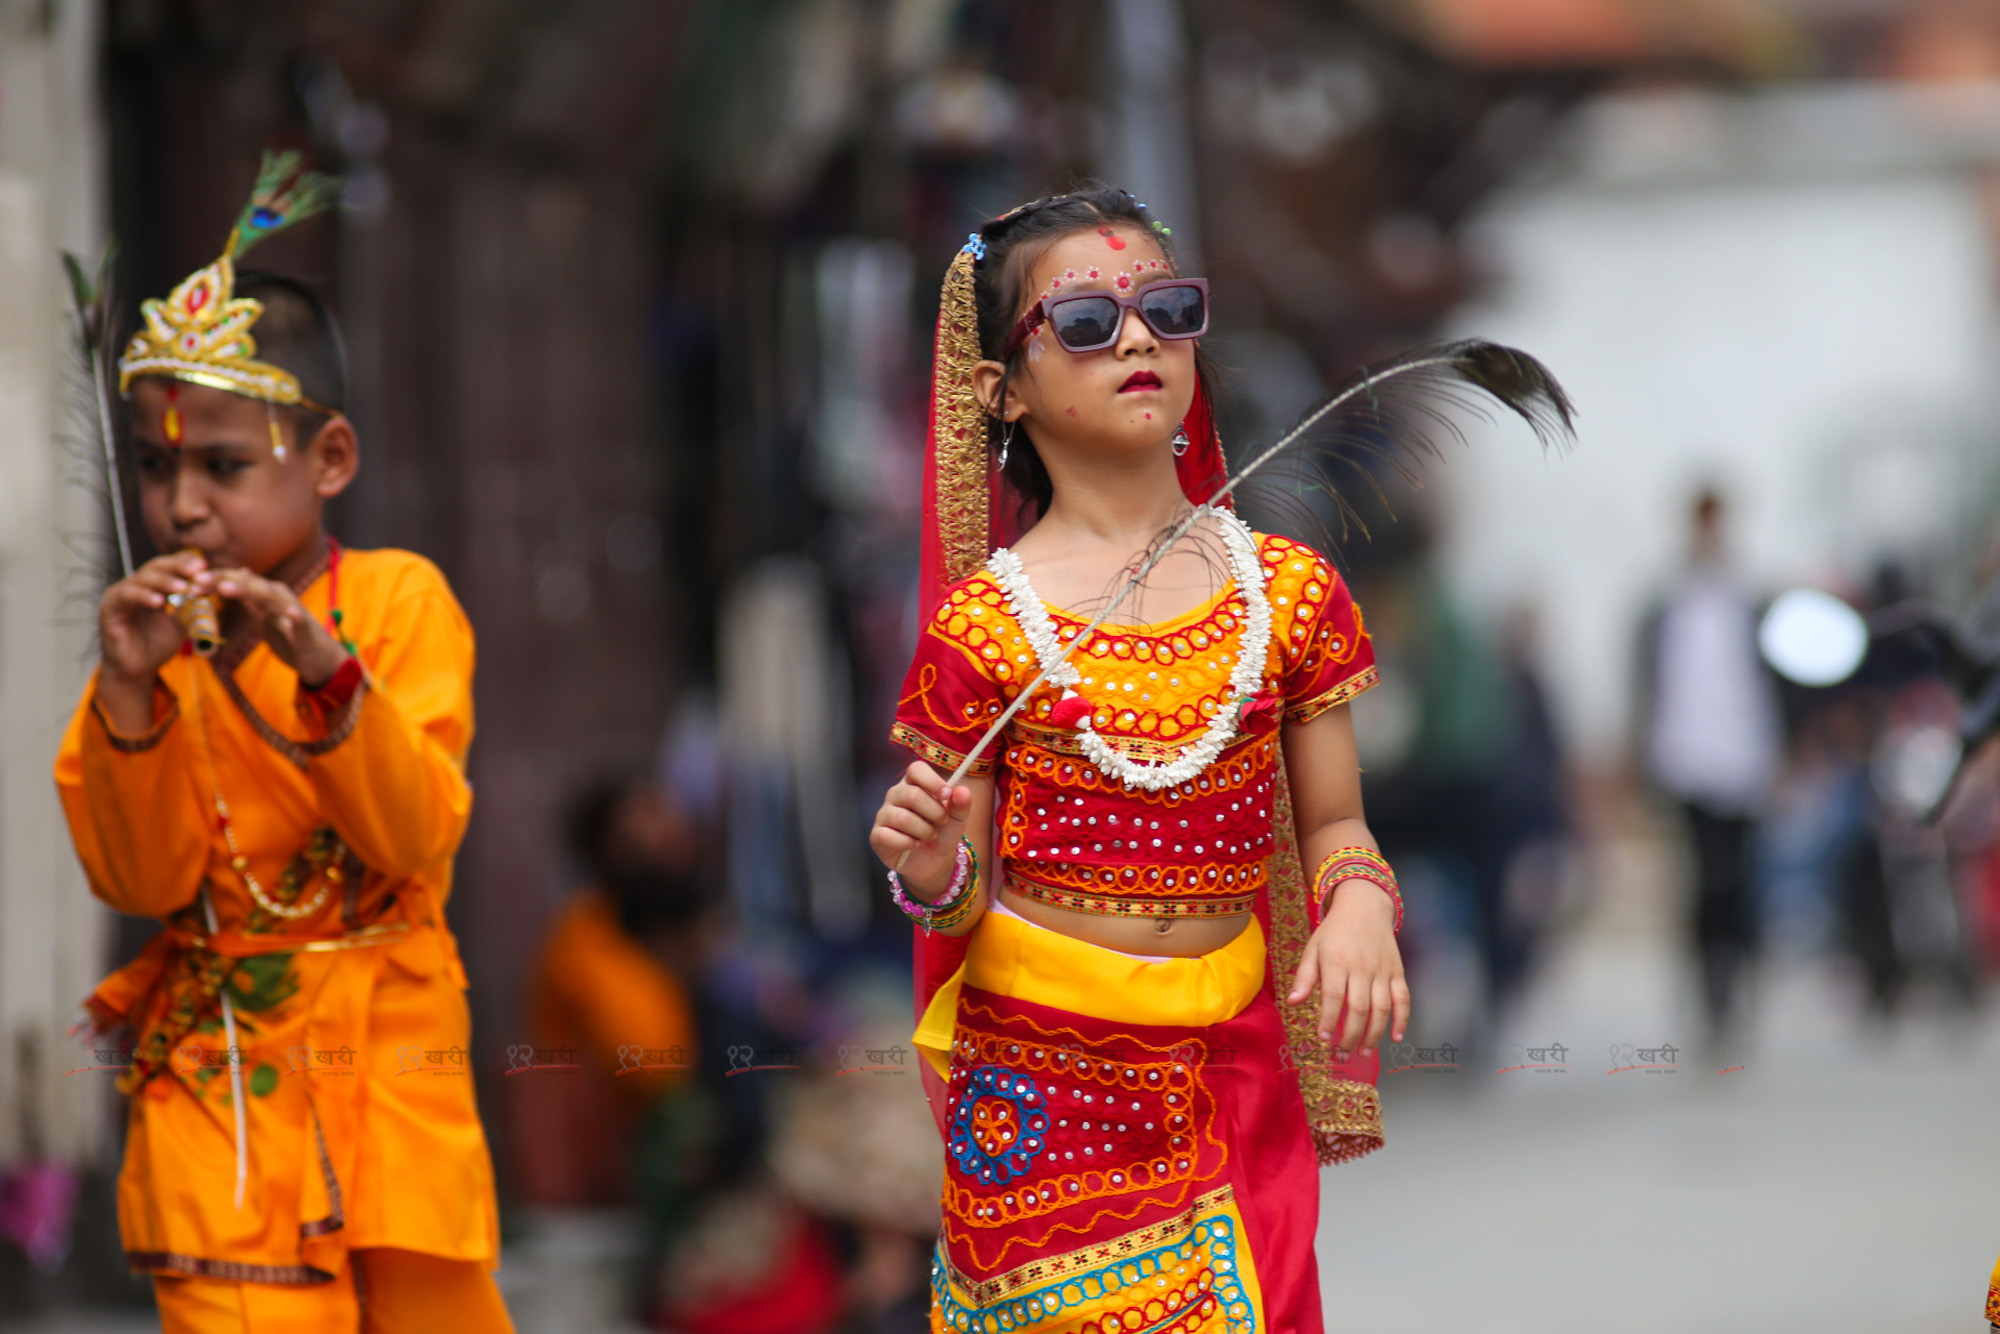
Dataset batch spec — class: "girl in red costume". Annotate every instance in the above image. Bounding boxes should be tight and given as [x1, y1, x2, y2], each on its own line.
[871, 187, 1405, 1333]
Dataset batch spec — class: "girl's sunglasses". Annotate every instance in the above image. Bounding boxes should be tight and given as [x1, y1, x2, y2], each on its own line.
[1002, 278, 1209, 359]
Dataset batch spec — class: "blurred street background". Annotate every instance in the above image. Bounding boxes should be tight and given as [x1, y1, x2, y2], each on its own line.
[3, 0, 2000, 1330]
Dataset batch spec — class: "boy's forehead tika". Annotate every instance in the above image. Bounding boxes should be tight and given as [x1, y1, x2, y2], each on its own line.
[162, 382, 183, 447]
[116, 149, 342, 458]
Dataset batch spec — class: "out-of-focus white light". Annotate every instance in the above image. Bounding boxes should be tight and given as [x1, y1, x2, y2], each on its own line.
[1759, 587, 1867, 687]
[1871, 723, 1962, 821]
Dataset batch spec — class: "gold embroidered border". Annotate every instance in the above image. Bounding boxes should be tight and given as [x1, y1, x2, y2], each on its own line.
[891, 720, 995, 777]
[1267, 748, 1382, 1166]
[1285, 664, 1379, 725]
[1312, 1079, 1385, 1165]
[933, 249, 991, 586]
[1006, 874, 1257, 919]
[940, 1182, 1238, 1309]
[217, 668, 368, 771]
[299, 1099, 344, 1239]
[91, 687, 180, 752]
[127, 1251, 336, 1285]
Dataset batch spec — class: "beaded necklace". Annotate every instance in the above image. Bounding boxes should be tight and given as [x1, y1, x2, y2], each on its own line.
[190, 537, 359, 924]
[987, 506, 1274, 791]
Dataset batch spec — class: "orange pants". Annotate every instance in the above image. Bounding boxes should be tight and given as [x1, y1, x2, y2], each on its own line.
[153, 1248, 513, 1334]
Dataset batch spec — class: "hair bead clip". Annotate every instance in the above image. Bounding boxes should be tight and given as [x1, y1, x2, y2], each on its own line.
[1152, 220, 1173, 236]
[962, 232, 988, 261]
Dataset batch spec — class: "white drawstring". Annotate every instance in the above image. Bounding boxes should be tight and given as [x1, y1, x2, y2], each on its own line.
[187, 662, 251, 1213]
[201, 885, 249, 1211]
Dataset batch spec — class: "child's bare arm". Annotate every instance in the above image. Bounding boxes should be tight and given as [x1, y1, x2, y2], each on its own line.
[870, 762, 995, 938]
[1280, 702, 1410, 1060]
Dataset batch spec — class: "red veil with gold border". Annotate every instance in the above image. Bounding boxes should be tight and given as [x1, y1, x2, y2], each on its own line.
[911, 248, 1382, 1167]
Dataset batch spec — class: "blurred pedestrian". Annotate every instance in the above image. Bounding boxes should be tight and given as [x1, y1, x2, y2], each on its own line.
[1486, 602, 1572, 1006]
[1637, 487, 1782, 1050]
[508, 776, 705, 1208]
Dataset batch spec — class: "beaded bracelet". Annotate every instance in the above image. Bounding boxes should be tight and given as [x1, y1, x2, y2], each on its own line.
[1312, 847, 1403, 935]
[923, 869, 983, 932]
[889, 837, 979, 929]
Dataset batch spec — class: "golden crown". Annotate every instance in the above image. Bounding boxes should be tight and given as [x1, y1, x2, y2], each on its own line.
[118, 151, 342, 409]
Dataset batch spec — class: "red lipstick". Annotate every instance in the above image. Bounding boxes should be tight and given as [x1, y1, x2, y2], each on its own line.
[1119, 370, 1163, 393]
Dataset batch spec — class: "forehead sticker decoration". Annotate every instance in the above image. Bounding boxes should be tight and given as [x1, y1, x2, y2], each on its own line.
[117, 150, 342, 415]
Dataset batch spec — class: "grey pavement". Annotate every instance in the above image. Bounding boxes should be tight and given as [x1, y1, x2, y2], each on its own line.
[1322, 894, 2000, 1333]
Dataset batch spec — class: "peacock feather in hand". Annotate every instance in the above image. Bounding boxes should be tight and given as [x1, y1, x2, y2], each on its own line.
[927, 337, 1578, 793]
[1230, 339, 1576, 546]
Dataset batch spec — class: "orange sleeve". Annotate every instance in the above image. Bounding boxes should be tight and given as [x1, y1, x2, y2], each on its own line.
[1271, 541, 1378, 724]
[52, 673, 208, 917]
[295, 563, 475, 883]
[889, 579, 1007, 777]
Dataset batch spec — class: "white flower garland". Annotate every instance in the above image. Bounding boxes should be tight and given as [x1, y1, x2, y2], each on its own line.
[988, 506, 1273, 792]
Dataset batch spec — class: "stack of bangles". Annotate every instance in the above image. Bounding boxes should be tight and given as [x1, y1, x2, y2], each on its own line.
[1312, 846, 1403, 935]
[888, 837, 981, 932]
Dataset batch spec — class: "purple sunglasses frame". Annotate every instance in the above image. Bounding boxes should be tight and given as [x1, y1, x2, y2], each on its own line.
[1001, 277, 1210, 360]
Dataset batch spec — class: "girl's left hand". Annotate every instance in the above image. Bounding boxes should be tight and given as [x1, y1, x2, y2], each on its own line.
[202, 566, 350, 687]
[1286, 880, 1410, 1060]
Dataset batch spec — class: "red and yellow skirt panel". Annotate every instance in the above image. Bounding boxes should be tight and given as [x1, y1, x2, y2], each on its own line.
[915, 910, 1322, 1333]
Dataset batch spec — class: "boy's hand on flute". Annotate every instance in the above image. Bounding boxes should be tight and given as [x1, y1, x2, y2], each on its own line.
[1289, 881, 1409, 1061]
[100, 549, 211, 681]
[205, 566, 350, 688]
[870, 761, 973, 899]
[97, 550, 213, 731]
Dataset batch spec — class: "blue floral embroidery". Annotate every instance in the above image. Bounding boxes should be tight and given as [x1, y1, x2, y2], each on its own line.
[948, 1065, 1048, 1184]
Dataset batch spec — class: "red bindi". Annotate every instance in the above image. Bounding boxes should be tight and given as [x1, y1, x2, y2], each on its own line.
[163, 381, 184, 447]
[1099, 228, 1127, 251]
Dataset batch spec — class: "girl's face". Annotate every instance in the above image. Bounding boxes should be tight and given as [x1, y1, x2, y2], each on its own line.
[981, 223, 1197, 465]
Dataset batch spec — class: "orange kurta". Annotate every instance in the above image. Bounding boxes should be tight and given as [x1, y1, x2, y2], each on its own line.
[53, 546, 497, 1285]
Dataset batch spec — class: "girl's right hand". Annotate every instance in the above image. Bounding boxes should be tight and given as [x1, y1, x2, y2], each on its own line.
[99, 550, 209, 686]
[869, 762, 973, 897]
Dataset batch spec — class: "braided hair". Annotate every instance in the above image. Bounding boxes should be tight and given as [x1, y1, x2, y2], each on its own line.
[968, 185, 1218, 519]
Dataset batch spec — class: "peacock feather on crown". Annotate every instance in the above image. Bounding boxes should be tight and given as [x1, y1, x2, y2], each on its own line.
[117, 150, 343, 409]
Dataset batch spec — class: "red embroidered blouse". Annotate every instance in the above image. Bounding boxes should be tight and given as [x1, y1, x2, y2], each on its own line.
[892, 533, 1377, 918]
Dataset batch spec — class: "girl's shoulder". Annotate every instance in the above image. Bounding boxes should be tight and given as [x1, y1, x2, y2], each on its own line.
[1247, 530, 1349, 604]
[917, 567, 1024, 681]
[923, 566, 1010, 632]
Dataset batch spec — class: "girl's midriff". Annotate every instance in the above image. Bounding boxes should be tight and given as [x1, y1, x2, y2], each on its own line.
[995, 878, 1250, 956]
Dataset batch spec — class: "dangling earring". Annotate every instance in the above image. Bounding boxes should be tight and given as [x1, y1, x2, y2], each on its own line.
[998, 419, 1015, 470]
[1171, 425, 1191, 457]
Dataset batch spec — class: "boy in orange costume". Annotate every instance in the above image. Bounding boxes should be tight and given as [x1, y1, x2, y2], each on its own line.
[52, 155, 512, 1331]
